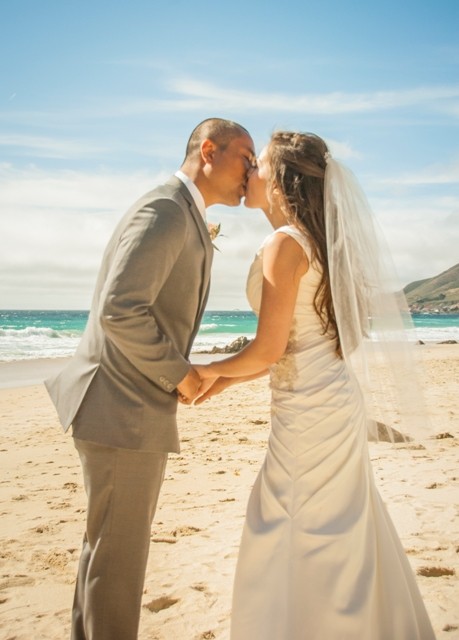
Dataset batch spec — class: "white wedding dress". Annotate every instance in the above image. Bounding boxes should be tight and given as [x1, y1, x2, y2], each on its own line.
[230, 226, 435, 640]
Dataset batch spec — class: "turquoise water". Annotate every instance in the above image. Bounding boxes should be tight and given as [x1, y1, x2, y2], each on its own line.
[412, 313, 459, 332]
[0, 310, 257, 361]
[0, 310, 458, 362]
[198, 310, 257, 342]
[0, 310, 88, 333]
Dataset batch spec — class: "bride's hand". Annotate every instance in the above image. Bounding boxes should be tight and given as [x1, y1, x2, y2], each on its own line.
[194, 376, 233, 405]
[191, 364, 218, 402]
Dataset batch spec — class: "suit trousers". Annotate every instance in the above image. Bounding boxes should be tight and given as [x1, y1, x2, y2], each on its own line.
[71, 438, 168, 640]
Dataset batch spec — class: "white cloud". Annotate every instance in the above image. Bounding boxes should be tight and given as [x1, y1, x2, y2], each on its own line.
[324, 138, 361, 160]
[364, 161, 459, 285]
[206, 207, 272, 309]
[0, 166, 169, 309]
[98, 81, 459, 118]
[165, 79, 459, 116]
[0, 164, 166, 211]
[376, 158, 459, 186]
[2, 81, 458, 125]
[0, 134, 108, 159]
[1, 162, 457, 310]
[371, 194, 459, 285]
[0, 164, 272, 309]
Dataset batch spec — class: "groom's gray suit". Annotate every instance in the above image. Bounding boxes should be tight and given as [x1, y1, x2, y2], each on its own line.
[46, 176, 212, 451]
[45, 176, 213, 640]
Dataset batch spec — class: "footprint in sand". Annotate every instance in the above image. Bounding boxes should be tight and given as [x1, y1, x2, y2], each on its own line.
[12, 494, 29, 501]
[143, 595, 180, 613]
[31, 549, 72, 572]
[49, 501, 71, 510]
[417, 566, 455, 577]
[172, 525, 202, 537]
[151, 535, 177, 544]
[32, 524, 57, 534]
[0, 575, 35, 590]
[63, 482, 79, 492]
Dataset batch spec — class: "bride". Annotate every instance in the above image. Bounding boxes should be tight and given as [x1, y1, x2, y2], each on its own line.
[191, 132, 435, 639]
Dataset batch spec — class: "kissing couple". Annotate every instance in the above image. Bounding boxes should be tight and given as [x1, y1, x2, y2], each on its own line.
[46, 118, 435, 639]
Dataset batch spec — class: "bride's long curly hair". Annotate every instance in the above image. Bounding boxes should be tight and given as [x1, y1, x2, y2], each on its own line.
[267, 131, 341, 357]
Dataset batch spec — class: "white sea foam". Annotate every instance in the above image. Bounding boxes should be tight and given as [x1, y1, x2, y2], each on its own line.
[0, 326, 81, 361]
[0, 327, 61, 338]
[408, 326, 459, 343]
[198, 323, 219, 331]
[192, 332, 256, 353]
[0, 321, 457, 362]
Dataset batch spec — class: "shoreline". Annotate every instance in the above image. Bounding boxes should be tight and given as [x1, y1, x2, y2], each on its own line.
[0, 357, 72, 389]
[1, 342, 458, 390]
[0, 353, 224, 390]
[0, 342, 459, 389]
[0, 341, 457, 391]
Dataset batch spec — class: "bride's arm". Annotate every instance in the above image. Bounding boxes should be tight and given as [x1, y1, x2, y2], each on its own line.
[196, 232, 308, 382]
[192, 369, 269, 405]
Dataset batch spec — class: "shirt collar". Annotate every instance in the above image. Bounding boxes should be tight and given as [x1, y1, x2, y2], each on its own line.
[175, 170, 206, 220]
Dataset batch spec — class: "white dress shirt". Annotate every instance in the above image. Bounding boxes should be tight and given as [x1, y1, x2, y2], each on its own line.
[175, 170, 206, 220]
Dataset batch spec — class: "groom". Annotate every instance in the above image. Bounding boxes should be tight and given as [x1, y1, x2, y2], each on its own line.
[45, 118, 255, 640]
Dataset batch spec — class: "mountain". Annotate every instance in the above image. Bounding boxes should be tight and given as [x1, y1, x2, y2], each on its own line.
[404, 263, 459, 313]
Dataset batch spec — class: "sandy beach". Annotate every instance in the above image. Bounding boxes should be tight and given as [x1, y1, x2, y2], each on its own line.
[0, 344, 458, 639]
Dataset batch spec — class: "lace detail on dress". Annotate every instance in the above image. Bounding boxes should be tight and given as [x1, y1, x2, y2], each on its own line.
[270, 319, 298, 391]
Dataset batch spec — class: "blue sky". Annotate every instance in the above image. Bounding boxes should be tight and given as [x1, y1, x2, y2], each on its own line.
[1, 0, 458, 309]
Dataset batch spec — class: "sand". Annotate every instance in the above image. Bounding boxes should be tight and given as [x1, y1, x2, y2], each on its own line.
[0, 344, 458, 639]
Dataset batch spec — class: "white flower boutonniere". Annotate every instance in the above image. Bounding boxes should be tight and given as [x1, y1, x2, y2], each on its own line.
[208, 222, 222, 251]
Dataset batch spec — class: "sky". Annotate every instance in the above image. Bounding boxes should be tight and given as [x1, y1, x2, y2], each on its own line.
[1, 0, 458, 310]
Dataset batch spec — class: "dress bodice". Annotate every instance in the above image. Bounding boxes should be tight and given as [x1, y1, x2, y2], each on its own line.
[246, 225, 336, 390]
[247, 225, 322, 327]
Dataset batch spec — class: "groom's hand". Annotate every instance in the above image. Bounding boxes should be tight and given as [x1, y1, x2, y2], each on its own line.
[194, 376, 232, 404]
[176, 367, 201, 404]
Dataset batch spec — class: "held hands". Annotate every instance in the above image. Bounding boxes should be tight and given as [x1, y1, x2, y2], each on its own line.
[176, 367, 201, 404]
[176, 364, 225, 405]
[193, 374, 233, 405]
[192, 364, 218, 401]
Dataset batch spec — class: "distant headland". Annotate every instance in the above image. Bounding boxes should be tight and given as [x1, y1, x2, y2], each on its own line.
[404, 263, 459, 315]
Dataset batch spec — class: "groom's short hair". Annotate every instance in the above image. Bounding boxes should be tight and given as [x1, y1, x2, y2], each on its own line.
[184, 118, 249, 161]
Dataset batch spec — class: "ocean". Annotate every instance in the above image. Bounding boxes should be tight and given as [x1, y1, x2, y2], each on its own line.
[0, 309, 458, 363]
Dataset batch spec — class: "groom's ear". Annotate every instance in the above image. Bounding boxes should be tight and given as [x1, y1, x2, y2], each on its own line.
[201, 138, 217, 165]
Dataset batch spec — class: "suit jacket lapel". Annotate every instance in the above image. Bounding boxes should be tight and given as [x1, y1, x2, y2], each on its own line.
[168, 176, 213, 311]
[177, 178, 212, 249]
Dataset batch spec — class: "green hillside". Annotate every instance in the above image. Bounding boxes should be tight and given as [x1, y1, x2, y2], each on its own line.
[404, 263, 459, 313]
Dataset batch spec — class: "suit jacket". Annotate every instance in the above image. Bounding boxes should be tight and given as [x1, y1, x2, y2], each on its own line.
[45, 177, 213, 453]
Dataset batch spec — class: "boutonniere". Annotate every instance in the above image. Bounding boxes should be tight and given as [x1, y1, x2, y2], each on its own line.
[207, 222, 222, 251]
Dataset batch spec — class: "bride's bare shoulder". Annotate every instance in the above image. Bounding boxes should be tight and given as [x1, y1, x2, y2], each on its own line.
[262, 231, 309, 278]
